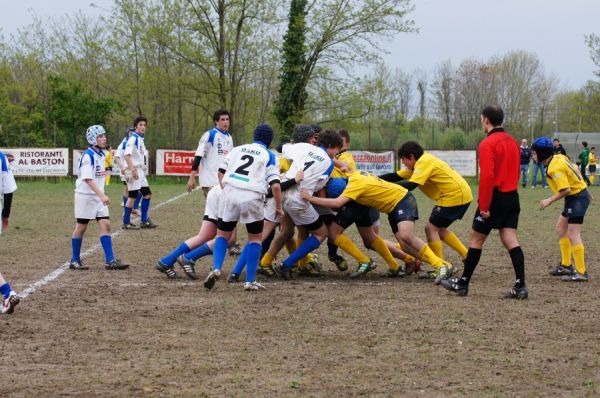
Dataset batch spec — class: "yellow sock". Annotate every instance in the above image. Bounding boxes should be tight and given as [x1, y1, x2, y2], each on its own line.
[590, 175, 595, 185]
[106, 175, 111, 185]
[428, 240, 443, 259]
[572, 243, 586, 274]
[334, 235, 370, 263]
[442, 232, 468, 259]
[418, 245, 444, 267]
[260, 252, 274, 268]
[559, 237, 572, 266]
[403, 254, 416, 264]
[371, 236, 399, 270]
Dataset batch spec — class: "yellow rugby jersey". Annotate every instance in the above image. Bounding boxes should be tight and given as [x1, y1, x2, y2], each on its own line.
[589, 152, 597, 166]
[279, 157, 292, 173]
[104, 149, 114, 168]
[330, 150, 357, 178]
[396, 152, 472, 206]
[342, 172, 408, 213]
[546, 154, 587, 196]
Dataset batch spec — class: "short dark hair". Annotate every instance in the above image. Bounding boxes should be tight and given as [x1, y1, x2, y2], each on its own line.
[553, 138, 560, 143]
[592, 147, 596, 150]
[213, 109, 230, 122]
[317, 128, 342, 149]
[338, 129, 350, 143]
[133, 115, 147, 128]
[398, 141, 424, 160]
[582, 141, 588, 147]
[481, 105, 504, 126]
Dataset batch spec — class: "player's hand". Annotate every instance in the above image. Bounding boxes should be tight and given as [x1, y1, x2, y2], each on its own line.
[100, 194, 111, 206]
[276, 207, 284, 218]
[132, 168, 139, 180]
[540, 198, 552, 209]
[2, 217, 9, 231]
[300, 188, 311, 201]
[480, 210, 491, 219]
[187, 177, 196, 193]
[339, 162, 350, 173]
[124, 169, 132, 183]
[294, 170, 304, 183]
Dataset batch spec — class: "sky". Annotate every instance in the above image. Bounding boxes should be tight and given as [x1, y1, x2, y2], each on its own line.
[0, 0, 598, 89]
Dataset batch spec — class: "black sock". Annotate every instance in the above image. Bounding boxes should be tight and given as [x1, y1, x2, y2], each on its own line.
[509, 246, 526, 288]
[261, 229, 276, 257]
[327, 240, 338, 257]
[460, 248, 482, 285]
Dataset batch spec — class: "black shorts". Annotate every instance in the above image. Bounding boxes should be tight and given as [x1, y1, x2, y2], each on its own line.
[369, 207, 380, 224]
[334, 201, 373, 229]
[562, 190, 590, 224]
[387, 192, 419, 234]
[429, 203, 471, 229]
[588, 165, 596, 173]
[472, 190, 520, 235]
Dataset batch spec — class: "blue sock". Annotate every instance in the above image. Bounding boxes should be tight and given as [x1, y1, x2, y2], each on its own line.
[185, 242, 212, 261]
[141, 198, 150, 223]
[160, 242, 190, 267]
[123, 207, 132, 225]
[283, 235, 321, 269]
[245, 242, 262, 283]
[212, 236, 228, 271]
[232, 244, 250, 275]
[0, 283, 12, 299]
[71, 237, 83, 262]
[327, 240, 338, 257]
[122, 196, 127, 207]
[100, 235, 115, 263]
[134, 192, 142, 209]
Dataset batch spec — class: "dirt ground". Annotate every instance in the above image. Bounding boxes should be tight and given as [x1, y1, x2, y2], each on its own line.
[1, 180, 600, 397]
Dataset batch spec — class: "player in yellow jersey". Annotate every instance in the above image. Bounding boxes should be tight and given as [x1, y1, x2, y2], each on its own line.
[532, 137, 592, 282]
[104, 145, 114, 185]
[588, 146, 597, 185]
[381, 141, 471, 273]
[301, 171, 453, 283]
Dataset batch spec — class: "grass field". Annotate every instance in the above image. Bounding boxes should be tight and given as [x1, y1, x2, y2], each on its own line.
[1, 179, 600, 397]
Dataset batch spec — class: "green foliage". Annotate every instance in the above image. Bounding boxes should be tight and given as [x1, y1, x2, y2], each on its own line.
[442, 128, 467, 150]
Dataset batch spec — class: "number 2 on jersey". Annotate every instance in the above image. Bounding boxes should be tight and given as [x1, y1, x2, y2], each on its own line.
[234, 155, 254, 176]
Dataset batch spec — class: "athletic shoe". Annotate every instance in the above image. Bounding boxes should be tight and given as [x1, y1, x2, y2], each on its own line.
[441, 277, 469, 296]
[433, 264, 454, 285]
[549, 264, 574, 276]
[503, 285, 529, 299]
[203, 269, 221, 290]
[274, 263, 293, 280]
[156, 261, 177, 278]
[530, 186, 536, 189]
[257, 264, 277, 277]
[176, 255, 198, 280]
[403, 260, 422, 275]
[228, 244, 242, 256]
[69, 260, 90, 270]
[105, 259, 129, 270]
[227, 272, 240, 283]
[140, 219, 158, 229]
[298, 264, 322, 277]
[1, 292, 20, 315]
[244, 281, 266, 291]
[381, 267, 405, 278]
[308, 254, 322, 272]
[122, 223, 140, 230]
[561, 271, 589, 282]
[329, 253, 348, 271]
[350, 260, 377, 279]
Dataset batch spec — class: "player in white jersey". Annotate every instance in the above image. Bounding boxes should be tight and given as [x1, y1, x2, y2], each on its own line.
[202, 124, 283, 291]
[69, 126, 128, 271]
[114, 127, 142, 214]
[187, 109, 234, 197]
[155, 184, 224, 279]
[0, 150, 20, 314]
[122, 116, 157, 229]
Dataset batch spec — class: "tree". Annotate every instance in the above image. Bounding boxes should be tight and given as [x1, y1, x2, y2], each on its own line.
[585, 33, 600, 78]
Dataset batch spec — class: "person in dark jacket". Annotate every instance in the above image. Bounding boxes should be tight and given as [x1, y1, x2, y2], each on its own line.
[553, 138, 567, 156]
[520, 139, 531, 188]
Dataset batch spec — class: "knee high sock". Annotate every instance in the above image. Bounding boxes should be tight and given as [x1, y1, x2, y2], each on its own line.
[428, 240, 443, 259]
[559, 237, 572, 266]
[134, 191, 142, 209]
[232, 244, 249, 275]
[460, 248, 482, 285]
[261, 252, 275, 268]
[245, 242, 262, 283]
[418, 245, 444, 267]
[0, 283, 13, 299]
[509, 246, 526, 288]
[123, 206, 132, 225]
[160, 242, 191, 267]
[141, 198, 150, 223]
[185, 242, 212, 262]
[370, 236, 399, 270]
[590, 175, 595, 185]
[396, 243, 416, 263]
[100, 235, 115, 263]
[283, 236, 321, 269]
[334, 235, 370, 263]
[327, 239, 339, 257]
[71, 237, 83, 262]
[572, 243, 586, 274]
[442, 232, 468, 259]
[211, 237, 228, 271]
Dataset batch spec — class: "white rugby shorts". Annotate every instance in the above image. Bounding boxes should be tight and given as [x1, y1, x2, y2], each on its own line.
[74, 193, 109, 220]
[283, 189, 319, 226]
[126, 168, 149, 191]
[218, 186, 264, 224]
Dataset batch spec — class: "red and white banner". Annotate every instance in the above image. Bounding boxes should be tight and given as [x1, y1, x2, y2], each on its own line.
[0, 148, 69, 176]
[349, 150, 395, 175]
[156, 149, 195, 176]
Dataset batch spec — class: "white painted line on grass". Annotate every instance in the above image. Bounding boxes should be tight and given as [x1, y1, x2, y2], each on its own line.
[19, 190, 194, 299]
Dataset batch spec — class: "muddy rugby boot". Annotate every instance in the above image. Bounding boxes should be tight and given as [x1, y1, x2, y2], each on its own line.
[329, 253, 348, 271]
[381, 267, 405, 278]
[441, 277, 469, 297]
[244, 281, 266, 291]
[561, 271, 589, 282]
[503, 285, 529, 300]
[140, 219, 158, 229]
[69, 260, 90, 271]
[203, 269, 221, 290]
[227, 272, 240, 284]
[176, 255, 198, 280]
[122, 223, 140, 230]
[350, 259, 377, 279]
[549, 264, 574, 276]
[105, 259, 129, 270]
[156, 261, 177, 278]
[274, 263, 293, 280]
[1, 292, 20, 315]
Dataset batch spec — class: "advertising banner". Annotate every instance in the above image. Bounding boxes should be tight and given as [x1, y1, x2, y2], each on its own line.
[0, 148, 69, 176]
[428, 150, 477, 176]
[348, 151, 395, 175]
[156, 149, 195, 176]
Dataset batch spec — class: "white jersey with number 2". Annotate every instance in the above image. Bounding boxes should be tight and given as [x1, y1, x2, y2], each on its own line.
[220, 142, 279, 194]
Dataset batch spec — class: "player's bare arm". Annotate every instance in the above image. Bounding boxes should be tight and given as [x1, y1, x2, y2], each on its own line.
[300, 188, 350, 208]
[271, 183, 284, 218]
[125, 154, 138, 180]
[540, 187, 570, 209]
[85, 179, 110, 205]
